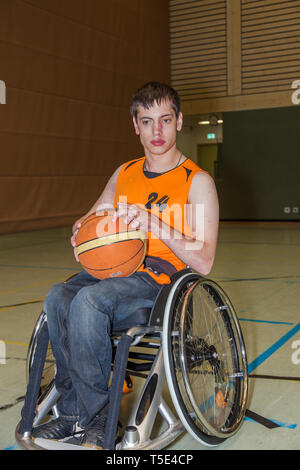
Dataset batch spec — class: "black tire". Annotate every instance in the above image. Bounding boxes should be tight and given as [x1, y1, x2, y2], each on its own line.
[26, 311, 56, 406]
[163, 273, 248, 446]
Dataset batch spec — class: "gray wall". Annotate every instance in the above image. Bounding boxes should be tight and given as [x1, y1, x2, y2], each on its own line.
[216, 106, 300, 220]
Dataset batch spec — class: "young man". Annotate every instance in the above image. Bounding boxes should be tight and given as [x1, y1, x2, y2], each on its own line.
[31, 82, 219, 449]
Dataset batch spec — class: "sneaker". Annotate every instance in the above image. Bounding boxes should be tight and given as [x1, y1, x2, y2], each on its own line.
[80, 413, 107, 450]
[31, 416, 80, 441]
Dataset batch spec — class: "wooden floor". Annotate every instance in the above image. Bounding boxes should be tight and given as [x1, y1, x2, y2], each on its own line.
[0, 221, 299, 451]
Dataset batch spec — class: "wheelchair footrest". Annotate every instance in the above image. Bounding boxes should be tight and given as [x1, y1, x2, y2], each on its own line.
[33, 438, 94, 451]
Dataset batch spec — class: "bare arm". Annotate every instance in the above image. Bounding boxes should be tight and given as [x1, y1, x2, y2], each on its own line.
[159, 171, 219, 275]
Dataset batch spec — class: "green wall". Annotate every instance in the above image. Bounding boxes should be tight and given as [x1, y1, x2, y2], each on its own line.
[216, 106, 300, 220]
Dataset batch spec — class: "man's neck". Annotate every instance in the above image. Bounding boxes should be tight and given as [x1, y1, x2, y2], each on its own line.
[144, 150, 183, 173]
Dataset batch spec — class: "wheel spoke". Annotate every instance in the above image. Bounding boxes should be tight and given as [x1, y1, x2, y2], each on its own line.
[164, 275, 248, 444]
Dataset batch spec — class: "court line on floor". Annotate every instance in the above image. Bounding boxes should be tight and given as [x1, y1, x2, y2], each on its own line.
[0, 276, 73, 297]
[0, 237, 71, 253]
[244, 323, 300, 430]
[249, 374, 300, 382]
[248, 322, 300, 374]
[2, 340, 29, 347]
[217, 275, 300, 282]
[0, 299, 43, 311]
[239, 318, 294, 325]
[235, 281, 297, 323]
[218, 240, 300, 247]
[0, 263, 76, 271]
[244, 416, 297, 429]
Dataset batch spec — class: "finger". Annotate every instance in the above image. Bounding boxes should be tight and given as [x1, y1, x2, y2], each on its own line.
[129, 218, 140, 230]
[113, 203, 139, 223]
[74, 247, 79, 262]
[71, 228, 79, 245]
[112, 203, 128, 222]
[126, 210, 140, 226]
[72, 221, 81, 233]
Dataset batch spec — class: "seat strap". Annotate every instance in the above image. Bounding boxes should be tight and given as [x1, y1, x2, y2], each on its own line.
[144, 255, 178, 277]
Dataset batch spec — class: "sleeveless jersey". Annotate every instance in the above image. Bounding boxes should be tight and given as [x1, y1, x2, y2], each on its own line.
[114, 156, 204, 284]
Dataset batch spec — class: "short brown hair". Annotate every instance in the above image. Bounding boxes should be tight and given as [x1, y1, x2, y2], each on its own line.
[130, 81, 181, 121]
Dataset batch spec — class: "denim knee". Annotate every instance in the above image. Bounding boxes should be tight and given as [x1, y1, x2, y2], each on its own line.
[43, 282, 66, 319]
[67, 286, 112, 336]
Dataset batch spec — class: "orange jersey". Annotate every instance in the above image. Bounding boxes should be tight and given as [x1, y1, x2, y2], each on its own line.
[114, 157, 204, 284]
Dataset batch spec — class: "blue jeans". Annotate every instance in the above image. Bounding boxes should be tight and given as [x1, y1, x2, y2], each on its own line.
[44, 270, 161, 427]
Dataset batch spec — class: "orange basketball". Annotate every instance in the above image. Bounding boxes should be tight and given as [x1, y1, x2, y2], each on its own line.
[75, 210, 147, 280]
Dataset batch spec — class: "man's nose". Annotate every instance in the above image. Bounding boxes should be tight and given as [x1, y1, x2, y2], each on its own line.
[153, 120, 162, 134]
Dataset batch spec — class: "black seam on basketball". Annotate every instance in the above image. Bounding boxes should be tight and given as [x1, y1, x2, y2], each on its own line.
[79, 211, 116, 229]
[80, 241, 146, 272]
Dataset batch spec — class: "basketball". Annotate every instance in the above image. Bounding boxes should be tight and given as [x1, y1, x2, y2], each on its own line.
[74, 210, 147, 280]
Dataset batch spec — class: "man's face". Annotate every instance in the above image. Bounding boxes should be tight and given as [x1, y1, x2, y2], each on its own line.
[133, 99, 183, 157]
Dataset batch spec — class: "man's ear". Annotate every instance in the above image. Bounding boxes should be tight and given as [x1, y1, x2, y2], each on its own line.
[133, 117, 140, 135]
[177, 112, 183, 132]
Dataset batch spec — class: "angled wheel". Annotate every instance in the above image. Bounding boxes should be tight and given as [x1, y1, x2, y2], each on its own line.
[26, 312, 60, 426]
[26, 312, 56, 403]
[163, 273, 248, 446]
[27, 313, 135, 411]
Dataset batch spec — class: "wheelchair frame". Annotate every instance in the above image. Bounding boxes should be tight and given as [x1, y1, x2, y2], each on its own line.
[16, 270, 248, 451]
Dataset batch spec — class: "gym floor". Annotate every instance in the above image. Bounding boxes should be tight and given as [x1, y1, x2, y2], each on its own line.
[0, 221, 299, 451]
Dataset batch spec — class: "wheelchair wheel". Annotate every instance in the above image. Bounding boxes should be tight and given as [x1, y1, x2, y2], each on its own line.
[163, 273, 248, 446]
[26, 311, 56, 406]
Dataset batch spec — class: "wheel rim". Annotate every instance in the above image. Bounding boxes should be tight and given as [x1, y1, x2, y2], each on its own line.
[26, 312, 56, 402]
[164, 275, 248, 441]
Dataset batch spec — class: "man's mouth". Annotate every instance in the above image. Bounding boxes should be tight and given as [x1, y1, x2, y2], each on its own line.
[151, 139, 165, 146]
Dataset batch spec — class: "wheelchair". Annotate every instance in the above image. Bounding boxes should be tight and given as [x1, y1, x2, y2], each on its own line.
[15, 268, 248, 450]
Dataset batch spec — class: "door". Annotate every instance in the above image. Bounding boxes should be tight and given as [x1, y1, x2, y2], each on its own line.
[197, 144, 218, 178]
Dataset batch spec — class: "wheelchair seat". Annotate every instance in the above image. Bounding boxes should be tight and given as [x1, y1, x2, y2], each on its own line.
[112, 268, 193, 333]
[111, 307, 151, 334]
[16, 269, 248, 451]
